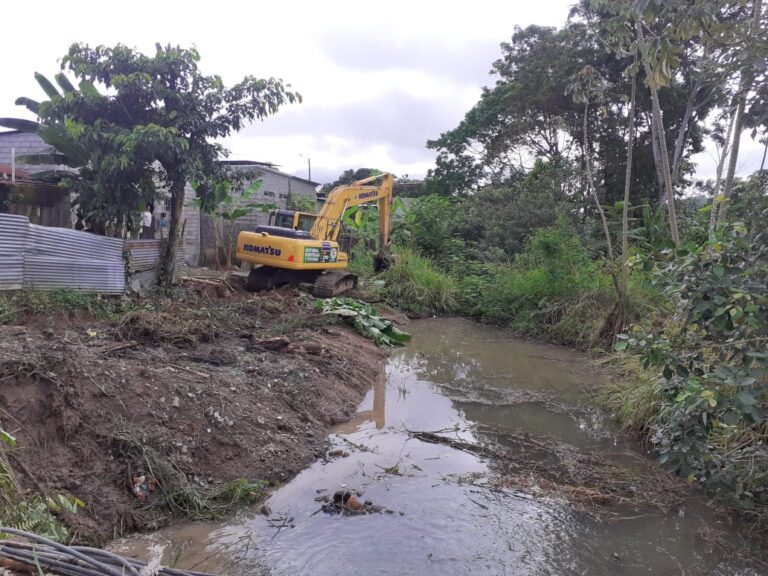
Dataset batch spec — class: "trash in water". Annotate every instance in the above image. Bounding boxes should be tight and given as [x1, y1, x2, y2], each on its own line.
[315, 490, 385, 516]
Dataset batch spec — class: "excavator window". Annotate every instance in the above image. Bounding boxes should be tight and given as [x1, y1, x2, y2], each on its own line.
[270, 210, 295, 229]
[297, 213, 317, 232]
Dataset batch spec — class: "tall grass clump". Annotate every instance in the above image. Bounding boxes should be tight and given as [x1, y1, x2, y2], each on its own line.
[382, 247, 458, 316]
[596, 355, 661, 431]
[348, 243, 374, 276]
[458, 219, 618, 344]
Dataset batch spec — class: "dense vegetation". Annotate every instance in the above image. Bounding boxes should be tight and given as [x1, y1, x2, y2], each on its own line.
[348, 0, 768, 534]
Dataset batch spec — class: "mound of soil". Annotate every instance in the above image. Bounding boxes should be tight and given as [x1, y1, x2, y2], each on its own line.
[0, 286, 386, 544]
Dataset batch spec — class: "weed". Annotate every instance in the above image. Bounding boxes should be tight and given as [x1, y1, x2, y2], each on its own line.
[381, 247, 458, 316]
[0, 290, 131, 325]
[596, 355, 660, 431]
[0, 440, 76, 542]
[112, 433, 266, 521]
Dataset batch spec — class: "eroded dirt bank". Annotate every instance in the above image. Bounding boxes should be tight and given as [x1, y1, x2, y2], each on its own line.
[0, 285, 386, 545]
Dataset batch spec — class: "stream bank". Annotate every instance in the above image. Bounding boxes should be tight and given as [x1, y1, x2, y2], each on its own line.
[0, 286, 385, 545]
[112, 317, 766, 575]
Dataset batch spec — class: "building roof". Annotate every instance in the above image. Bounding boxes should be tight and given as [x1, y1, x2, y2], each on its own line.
[0, 133, 320, 187]
[222, 160, 319, 187]
[0, 164, 33, 179]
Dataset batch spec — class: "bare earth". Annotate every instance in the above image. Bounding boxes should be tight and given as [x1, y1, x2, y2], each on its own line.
[0, 285, 386, 545]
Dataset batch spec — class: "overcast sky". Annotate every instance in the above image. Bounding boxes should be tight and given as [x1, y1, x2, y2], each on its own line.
[2, 0, 764, 184]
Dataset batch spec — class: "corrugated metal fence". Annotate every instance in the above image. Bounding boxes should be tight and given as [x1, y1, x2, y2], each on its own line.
[125, 239, 185, 292]
[0, 214, 184, 294]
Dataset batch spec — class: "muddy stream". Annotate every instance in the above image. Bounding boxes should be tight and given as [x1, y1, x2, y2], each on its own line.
[113, 318, 765, 575]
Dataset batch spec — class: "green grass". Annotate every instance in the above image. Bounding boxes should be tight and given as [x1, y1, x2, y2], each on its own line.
[0, 289, 131, 324]
[348, 243, 374, 276]
[381, 247, 458, 316]
[596, 355, 660, 430]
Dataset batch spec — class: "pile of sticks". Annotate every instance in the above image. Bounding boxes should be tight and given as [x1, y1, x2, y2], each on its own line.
[0, 528, 212, 576]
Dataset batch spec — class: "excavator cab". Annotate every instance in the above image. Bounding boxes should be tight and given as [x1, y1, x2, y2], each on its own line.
[268, 210, 317, 232]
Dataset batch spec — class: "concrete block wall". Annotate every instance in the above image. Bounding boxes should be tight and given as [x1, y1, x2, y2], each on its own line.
[181, 183, 200, 266]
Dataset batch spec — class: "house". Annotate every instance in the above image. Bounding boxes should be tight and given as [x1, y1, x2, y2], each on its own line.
[0, 131, 73, 227]
[0, 130, 73, 176]
[0, 131, 319, 266]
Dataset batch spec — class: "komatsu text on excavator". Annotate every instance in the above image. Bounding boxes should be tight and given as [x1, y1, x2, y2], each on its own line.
[236, 172, 394, 297]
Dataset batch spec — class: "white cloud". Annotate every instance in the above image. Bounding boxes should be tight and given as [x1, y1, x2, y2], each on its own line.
[4, 0, 760, 185]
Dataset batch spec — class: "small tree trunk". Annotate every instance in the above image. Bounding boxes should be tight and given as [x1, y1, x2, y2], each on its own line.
[708, 110, 736, 242]
[620, 67, 637, 303]
[583, 99, 619, 296]
[717, 90, 746, 226]
[718, 0, 762, 226]
[671, 76, 701, 187]
[225, 220, 235, 271]
[648, 112, 667, 205]
[160, 179, 185, 287]
[212, 216, 222, 270]
[649, 87, 681, 248]
[637, 21, 681, 249]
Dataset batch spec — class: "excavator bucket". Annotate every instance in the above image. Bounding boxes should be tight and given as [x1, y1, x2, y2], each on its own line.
[373, 250, 394, 272]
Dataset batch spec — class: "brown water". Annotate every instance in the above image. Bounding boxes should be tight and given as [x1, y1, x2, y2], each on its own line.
[112, 318, 765, 575]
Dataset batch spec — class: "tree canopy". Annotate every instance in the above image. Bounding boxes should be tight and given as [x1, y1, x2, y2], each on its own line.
[39, 43, 301, 282]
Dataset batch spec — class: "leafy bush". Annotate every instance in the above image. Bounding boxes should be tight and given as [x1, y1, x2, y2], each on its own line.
[457, 219, 619, 344]
[617, 217, 768, 525]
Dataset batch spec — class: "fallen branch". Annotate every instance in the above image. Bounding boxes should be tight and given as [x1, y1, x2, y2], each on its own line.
[100, 341, 139, 355]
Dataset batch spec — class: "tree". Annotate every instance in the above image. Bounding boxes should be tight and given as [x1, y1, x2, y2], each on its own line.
[717, 0, 765, 225]
[1, 72, 159, 235]
[51, 43, 300, 284]
[426, 16, 708, 211]
[567, 65, 619, 295]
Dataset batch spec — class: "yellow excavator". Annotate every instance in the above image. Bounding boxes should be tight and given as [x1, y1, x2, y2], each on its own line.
[236, 172, 394, 297]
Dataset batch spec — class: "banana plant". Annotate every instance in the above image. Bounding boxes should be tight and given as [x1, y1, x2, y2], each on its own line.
[0, 72, 94, 169]
[194, 178, 276, 270]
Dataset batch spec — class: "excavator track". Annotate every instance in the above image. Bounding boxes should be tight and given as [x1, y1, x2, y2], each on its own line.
[312, 271, 359, 298]
[246, 266, 277, 292]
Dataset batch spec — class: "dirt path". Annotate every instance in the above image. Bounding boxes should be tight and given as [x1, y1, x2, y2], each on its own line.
[0, 286, 386, 545]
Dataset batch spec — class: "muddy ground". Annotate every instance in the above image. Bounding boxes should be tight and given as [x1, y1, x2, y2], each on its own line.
[0, 282, 387, 545]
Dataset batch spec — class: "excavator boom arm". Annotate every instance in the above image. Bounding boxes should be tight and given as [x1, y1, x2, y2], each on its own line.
[310, 173, 394, 248]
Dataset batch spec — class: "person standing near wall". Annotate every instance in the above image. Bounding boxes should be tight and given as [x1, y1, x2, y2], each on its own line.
[140, 205, 153, 239]
[159, 212, 169, 240]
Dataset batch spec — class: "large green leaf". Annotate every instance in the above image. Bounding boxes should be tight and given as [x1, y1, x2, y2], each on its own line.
[384, 326, 412, 343]
[55, 72, 76, 93]
[78, 80, 100, 98]
[36, 125, 89, 167]
[34, 72, 60, 99]
[0, 117, 42, 133]
[14, 97, 40, 115]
